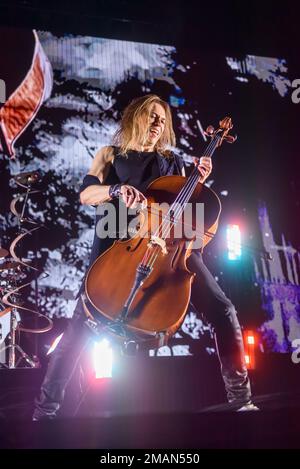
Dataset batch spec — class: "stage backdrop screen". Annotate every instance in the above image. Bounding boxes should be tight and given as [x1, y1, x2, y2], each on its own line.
[0, 27, 299, 359]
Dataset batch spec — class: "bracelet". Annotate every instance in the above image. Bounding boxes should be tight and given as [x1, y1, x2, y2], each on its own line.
[109, 184, 122, 199]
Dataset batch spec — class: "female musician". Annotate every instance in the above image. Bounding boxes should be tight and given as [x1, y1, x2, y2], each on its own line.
[33, 94, 257, 420]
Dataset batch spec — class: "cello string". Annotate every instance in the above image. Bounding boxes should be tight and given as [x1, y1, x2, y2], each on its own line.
[144, 137, 218, 268]
[143, 158, 202, 266]
[166, 136, 217, 210]
[147, 136, 219, 262]
[141, 168, 200, 267]
[153, 136, 217, 236]
[167, 137, 220, 223]
[160, 136, 220, 236]
[149, 136, 220, 267]
[143, 137, 218, 268]
[161, 136, 219, 230]
[147, 170, 201, 269]
[142, 206, 208, 235]
[141, 152, 205, 265]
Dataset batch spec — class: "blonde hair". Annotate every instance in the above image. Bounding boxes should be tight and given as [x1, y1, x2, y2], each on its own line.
[113, 94, 176, 157]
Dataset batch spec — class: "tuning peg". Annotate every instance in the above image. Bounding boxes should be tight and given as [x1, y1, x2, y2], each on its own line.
[224, 134, 237, 144]
[204, 125, 214, 137]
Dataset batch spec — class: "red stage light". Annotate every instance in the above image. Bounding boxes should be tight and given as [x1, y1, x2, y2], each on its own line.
[243, 330, 256, 370]
[247, 335, 255, 345]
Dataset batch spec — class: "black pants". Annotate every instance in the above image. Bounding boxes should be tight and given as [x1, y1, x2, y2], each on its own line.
[33, 252, 251, 419]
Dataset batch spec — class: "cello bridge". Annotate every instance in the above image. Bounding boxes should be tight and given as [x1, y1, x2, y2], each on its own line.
[148, 236, 168, 255]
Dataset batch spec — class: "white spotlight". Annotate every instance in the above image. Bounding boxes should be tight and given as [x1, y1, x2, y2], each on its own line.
[93, 338, 113, 379]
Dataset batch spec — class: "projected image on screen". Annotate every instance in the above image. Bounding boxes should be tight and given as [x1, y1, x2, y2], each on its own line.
[0, 28, 299, 358]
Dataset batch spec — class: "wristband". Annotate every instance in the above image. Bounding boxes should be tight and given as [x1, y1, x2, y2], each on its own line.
[109, 184, 122, 199]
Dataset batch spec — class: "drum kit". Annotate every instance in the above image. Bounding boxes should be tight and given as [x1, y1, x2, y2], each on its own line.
[0, 170, 52, 369]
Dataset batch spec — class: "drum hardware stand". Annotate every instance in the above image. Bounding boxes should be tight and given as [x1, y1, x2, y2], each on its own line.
[0, 305, 39, 368]
[0, 171, 48, 368]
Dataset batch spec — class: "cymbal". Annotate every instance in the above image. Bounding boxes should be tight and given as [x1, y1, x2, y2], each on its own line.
[13, 170, 41, 186]
[0, 248, 8, 258]
[0, 261, 22, 271]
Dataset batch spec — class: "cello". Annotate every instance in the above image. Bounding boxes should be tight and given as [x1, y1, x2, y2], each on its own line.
[84, 117, 236, 350]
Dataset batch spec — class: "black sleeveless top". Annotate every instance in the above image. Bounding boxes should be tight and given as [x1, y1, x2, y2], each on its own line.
[110, 149, 161, 193]
[77, 147, 184, 297]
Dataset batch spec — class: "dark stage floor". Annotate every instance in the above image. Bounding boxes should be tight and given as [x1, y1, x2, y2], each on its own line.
[1, 407, 300, 449]
[0, 352, 299, 449]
